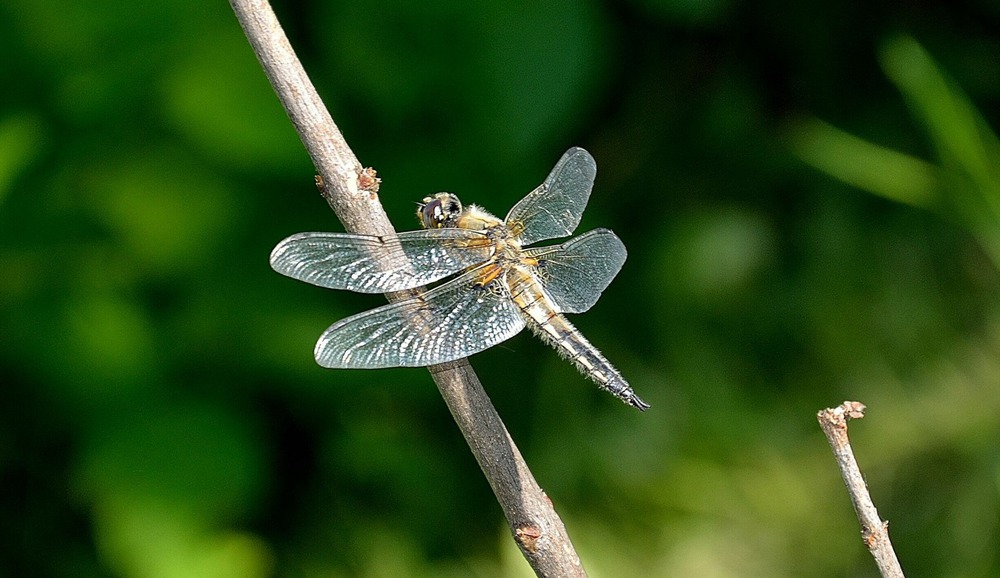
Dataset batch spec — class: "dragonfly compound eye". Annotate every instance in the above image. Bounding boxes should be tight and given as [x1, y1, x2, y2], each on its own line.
[418, 193, 463, 229]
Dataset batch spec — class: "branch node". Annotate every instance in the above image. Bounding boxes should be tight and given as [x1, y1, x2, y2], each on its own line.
[515, 523, 543, 554]
[358, 166, 381, 195]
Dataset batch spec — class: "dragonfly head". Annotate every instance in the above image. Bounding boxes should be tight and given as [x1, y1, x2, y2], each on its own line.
[417, 192, 463, 229]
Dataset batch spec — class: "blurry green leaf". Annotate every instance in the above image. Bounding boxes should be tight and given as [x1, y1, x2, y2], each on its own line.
[879, 34, 1000, 256]
[792, 36, 1000, 266]
[788, 116, 940, 209]
[630, 0, 733, 26]
[323, 0, 609, 159]
[0, 114, 43, 207]
[89, 148, 236, 274]
[11, 1, 202, 124]
[479, 1, 609, 155]
[76, 398, 267, 522]
[161, 30, 306, 174]
[657, 208, 776, 302]
[881, 34, 1000, 212]
[63, 293, 157, 391]
[92, 494, 272, 578]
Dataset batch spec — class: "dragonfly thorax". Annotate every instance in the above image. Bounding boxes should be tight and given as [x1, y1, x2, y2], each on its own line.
[454, 204, 504, 232]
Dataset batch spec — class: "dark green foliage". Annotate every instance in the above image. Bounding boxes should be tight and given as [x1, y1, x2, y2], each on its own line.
[1, 0, 999, 575]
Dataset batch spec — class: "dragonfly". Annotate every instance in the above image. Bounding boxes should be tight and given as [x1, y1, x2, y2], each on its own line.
[270, 147, 649, 411]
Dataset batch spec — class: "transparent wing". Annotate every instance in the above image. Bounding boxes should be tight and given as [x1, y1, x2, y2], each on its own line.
[523, 228, 626, 314]
[504, 147, 597, 246]
[270, 229, 491, 293]
[315, 266, 526, 368]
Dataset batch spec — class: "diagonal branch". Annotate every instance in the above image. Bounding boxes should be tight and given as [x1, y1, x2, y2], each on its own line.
[229, 1, 585, 575]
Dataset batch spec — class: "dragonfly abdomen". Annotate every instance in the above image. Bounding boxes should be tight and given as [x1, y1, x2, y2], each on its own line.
[507, 269, 649, 411]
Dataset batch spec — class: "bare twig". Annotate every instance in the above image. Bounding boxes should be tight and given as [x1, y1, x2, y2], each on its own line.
[228, 1, 584, 575]
[817, 401, 905, 578]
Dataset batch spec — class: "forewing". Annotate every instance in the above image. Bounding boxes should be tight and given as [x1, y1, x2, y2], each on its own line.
[524, 228, 626, 314]
[504, 147, 597, 246]
[314, 267, 526, 368]
[270, 229, 491, 293]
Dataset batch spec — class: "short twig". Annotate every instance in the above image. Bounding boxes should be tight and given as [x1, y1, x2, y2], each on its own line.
[228, 1, 584, 575]
[817, 401, 905, 578]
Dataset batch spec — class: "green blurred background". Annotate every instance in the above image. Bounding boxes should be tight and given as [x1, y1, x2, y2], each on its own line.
[2, 0, 999, 576]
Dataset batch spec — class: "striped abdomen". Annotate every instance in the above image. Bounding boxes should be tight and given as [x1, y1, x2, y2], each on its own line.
[505, 265, 649, 411]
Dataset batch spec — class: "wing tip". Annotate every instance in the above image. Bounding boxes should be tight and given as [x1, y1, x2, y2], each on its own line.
[268, 238, 288, 269]
[269, 232, 314, 273]
[314, 332, 340, 368]
[563, 147, 597, 179]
